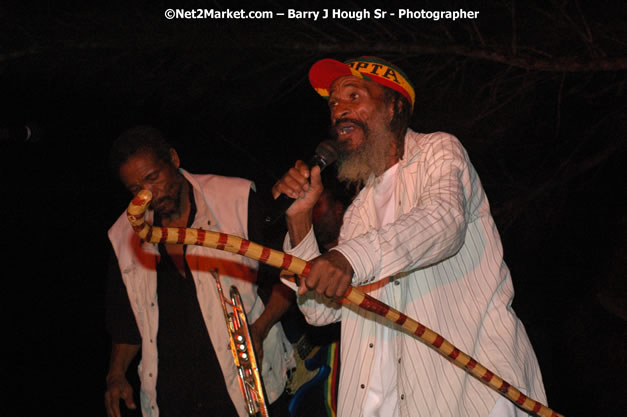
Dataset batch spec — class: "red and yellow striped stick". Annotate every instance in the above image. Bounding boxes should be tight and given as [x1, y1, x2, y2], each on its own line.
[127, 190, 562, 417]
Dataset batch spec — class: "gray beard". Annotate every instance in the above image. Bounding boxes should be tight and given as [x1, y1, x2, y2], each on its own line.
[337, 127, 396, 187]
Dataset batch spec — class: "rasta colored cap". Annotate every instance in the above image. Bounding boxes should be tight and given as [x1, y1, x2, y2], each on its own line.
[309, 56, 415, 111]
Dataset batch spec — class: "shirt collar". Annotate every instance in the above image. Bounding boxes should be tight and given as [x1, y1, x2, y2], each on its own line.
[179, 169, 219, 230]
[351, 128, 417, 208]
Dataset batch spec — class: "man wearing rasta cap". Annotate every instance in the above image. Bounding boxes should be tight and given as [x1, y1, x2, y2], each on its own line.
[273, 57, 547, 417]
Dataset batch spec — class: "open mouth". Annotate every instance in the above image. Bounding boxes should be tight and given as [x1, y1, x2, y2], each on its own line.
[338, 125, 355, 136]
[334, 120, 361, 138]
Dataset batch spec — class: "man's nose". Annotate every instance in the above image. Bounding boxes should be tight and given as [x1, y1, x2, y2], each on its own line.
[142, 183, 158, 196]
[331, 102, 350, 121]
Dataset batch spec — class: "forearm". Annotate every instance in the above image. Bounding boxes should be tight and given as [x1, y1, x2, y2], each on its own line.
[106, 343, 140, 381]
[254, 283, 294, 339]
[286, 210, 313, 248]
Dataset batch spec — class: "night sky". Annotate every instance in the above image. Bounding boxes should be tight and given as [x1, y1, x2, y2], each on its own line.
[1, 2, 625, 416]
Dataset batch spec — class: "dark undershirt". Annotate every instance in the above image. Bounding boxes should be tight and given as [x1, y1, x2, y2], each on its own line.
[106, 184, 271, 416]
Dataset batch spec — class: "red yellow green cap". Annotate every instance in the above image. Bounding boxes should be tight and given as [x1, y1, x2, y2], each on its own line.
[309, 56, 415, 111]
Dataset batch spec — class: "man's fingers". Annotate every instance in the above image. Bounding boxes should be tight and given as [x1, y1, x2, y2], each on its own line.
[273, 162, 312, 199]
[249, 322, 265, 365]
[323, 270, 351, 298]
[309, 165, 322, 189]
[336, 276, 351, 298]
[294, 160, 311, 177]
[296, 252, 354, 298]
[104, 390, 121, 417]
[324, 275, 339, 298]
[105, 381, 135, 417]
[297, 280, 307, 296]
[305, 271, 321, 294]
[297, 275, 308, 296]
[123, 390, 137, 410]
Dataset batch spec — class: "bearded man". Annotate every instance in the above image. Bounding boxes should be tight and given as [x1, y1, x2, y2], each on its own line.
[272, 57, 547, 417]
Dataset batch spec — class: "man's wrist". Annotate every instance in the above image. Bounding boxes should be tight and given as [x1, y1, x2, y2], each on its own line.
[286, 211, 313, 248]
[252, 316, 271, 341]
[106, 370, 127, 384]
[286, 207, 313, 223]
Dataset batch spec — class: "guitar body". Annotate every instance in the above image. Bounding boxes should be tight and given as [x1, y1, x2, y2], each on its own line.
[287, 336, 332, 417]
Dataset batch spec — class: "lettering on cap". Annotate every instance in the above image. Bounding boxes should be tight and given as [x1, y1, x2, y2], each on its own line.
[348, 61, 400, 84]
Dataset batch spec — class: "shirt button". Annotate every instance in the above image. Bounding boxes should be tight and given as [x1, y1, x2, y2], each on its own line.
[369, 343, 374, 348]
[149, 373, 153, 377]
[398, 358, 401, 363]
[401, 394, 405, 400]
[360, 384, 365, 389]
[394, 280, 400, 286]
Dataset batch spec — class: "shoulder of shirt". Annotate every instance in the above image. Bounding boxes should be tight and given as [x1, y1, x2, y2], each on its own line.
[403, 129, 462, 163]
[346, 130, 463, 210]
[109, 208, 136, 240]
[185, 171, 255, 193]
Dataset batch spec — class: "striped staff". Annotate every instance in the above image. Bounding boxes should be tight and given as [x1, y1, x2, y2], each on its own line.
[127, 189, 562, 417]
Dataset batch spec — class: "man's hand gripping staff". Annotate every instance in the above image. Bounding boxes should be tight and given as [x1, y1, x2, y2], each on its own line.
[127, 189, 563, 417]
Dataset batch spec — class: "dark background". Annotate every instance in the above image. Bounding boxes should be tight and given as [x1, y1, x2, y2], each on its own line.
[1, 1, 625, 416]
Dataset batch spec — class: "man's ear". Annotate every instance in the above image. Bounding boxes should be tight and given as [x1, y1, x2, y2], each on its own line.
[393, 95, 406, 121]
[386, 95, 399, 123]
[169, 148, 181, 168]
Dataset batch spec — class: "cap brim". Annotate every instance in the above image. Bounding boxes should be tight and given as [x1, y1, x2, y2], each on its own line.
[309, 59, 354, 98]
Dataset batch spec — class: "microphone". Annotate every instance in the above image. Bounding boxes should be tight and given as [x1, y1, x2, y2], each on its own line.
[0, 124, 42, 144]
[264, 140, 339, 225]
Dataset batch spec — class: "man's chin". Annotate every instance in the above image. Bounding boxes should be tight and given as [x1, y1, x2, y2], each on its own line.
[153, 202, 177, 219]
[337, 133, 364, 153]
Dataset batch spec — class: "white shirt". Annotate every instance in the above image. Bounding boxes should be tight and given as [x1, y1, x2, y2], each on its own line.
[284, 130, 546, 417]
[364, 163, 400, 417]
[109, 171, 294, 417]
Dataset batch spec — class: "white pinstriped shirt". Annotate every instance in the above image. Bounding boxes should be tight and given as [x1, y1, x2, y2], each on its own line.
[284, 130, 546, 417]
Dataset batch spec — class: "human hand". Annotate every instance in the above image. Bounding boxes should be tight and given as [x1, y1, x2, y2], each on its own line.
[249, 320, 267, 366]
[104, 374, 136, 417]
[272, 161, 323, 217]
[299, 250, 354, 298]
